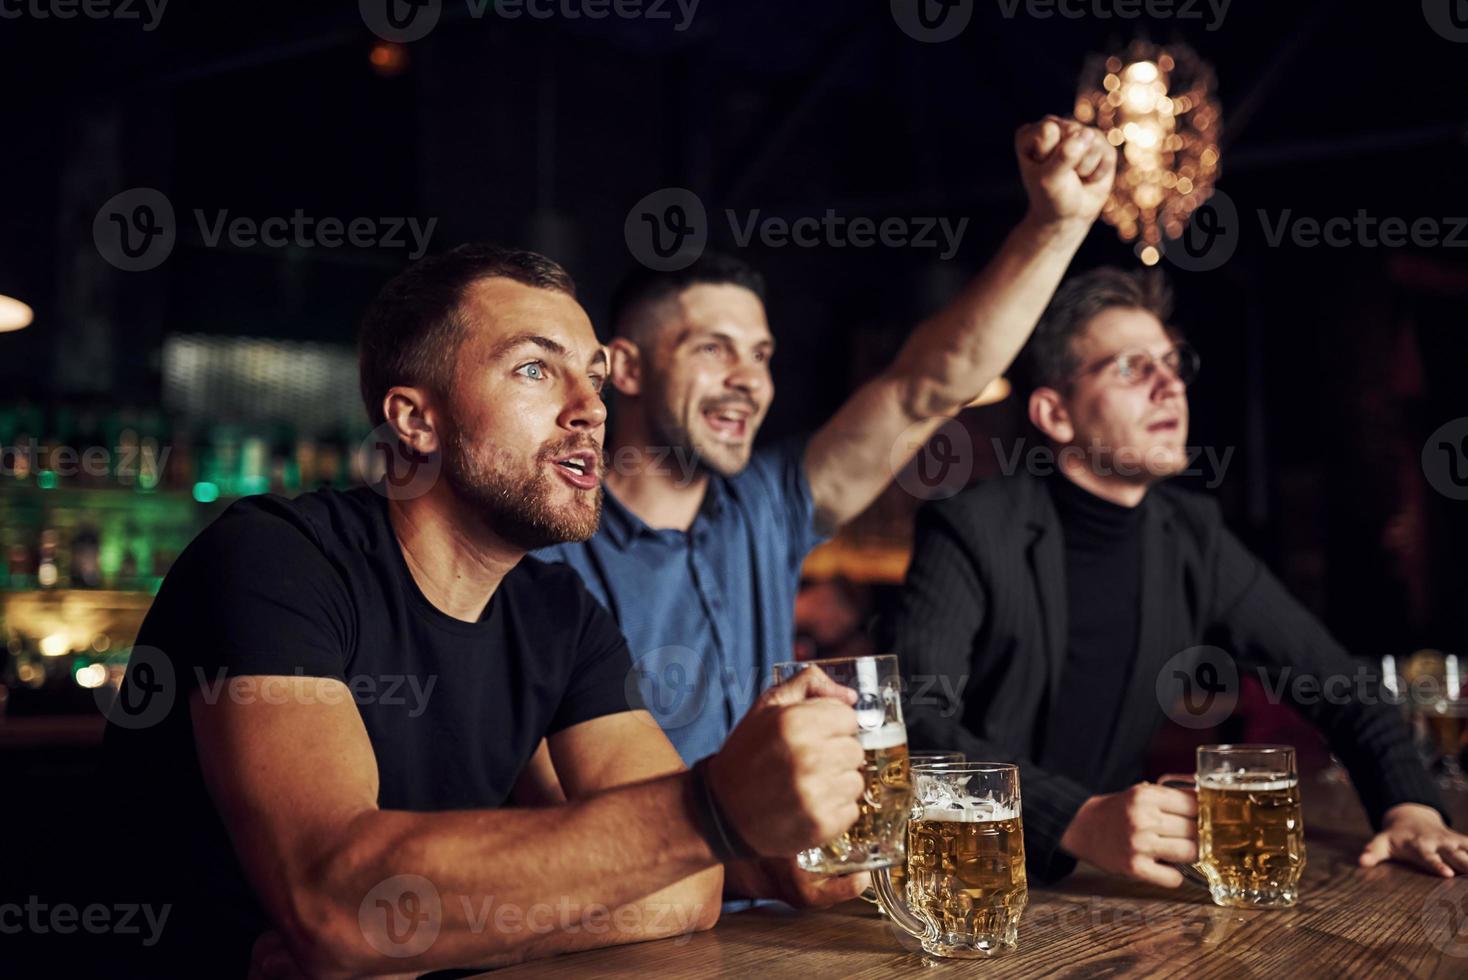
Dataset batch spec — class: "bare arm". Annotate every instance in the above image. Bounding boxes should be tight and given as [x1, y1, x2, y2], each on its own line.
[210, 669, 862, 978]
[198, 677, 722, 978]
[804, 116, 1116, 530]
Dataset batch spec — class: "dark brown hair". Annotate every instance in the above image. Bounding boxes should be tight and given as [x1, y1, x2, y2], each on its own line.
[1016, 266, 1174, 393]
[608, 251, 766, 345]
[358, 243, 576, 426]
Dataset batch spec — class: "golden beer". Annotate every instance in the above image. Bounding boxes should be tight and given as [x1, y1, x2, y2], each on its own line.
[798, 723, 912, 873]
[1197, 771, 1305, 908]
[904, 808, 1027, 952]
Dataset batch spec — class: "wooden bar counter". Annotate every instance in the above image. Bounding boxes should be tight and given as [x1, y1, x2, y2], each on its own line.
[486, 779, 1468, 978]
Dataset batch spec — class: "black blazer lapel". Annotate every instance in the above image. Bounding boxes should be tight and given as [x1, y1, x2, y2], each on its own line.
[1023, 476, 1068, 713]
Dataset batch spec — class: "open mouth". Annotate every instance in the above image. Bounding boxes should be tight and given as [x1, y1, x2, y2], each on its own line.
[702, 406, 751, 441]
[551, 450, 600, 490]
[1147, 419, 1180, 433]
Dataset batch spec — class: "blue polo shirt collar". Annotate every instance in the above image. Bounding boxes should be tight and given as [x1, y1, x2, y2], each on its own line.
[600, 477, 726, 547]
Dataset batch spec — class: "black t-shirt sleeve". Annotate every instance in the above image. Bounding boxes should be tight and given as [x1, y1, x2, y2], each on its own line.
[548, 579, 645, 734]
[137, 504, 353, 691]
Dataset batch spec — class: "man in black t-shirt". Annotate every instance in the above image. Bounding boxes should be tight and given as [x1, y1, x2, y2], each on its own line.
[102, 245, 869, 977]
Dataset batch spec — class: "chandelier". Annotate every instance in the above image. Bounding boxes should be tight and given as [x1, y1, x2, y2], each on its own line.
[1075, 40, 1222, 266]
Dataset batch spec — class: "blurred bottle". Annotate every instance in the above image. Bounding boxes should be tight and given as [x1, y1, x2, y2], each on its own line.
[71, 526, 102, 588]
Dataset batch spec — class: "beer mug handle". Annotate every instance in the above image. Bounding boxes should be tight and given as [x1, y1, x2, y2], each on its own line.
[872, 864, 939, 944]
[1159, 776, 1209, 888]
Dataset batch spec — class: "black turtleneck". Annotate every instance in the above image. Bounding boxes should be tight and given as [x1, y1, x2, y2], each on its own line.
[1038, 471, 1145, 788]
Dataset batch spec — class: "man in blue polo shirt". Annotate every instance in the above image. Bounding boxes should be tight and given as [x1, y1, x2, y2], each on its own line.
[536, 115, 1114, 904]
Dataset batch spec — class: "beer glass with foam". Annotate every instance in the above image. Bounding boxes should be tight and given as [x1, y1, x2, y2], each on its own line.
[874, 762, 1027, 957]
[772, 654, 911, 874]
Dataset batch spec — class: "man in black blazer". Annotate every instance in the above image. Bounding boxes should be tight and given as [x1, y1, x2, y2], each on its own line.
[895, 266, 1465, 888]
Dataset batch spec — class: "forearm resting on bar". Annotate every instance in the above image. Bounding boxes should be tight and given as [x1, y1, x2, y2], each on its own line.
[190, 677, 721, 978]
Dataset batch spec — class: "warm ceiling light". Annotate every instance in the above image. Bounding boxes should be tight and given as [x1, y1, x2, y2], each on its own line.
[1076, 41, 1222, 262]
[0, 294, 33, 332]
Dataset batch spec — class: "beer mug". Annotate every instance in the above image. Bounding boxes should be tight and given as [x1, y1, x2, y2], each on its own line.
[772, 655, 911, 874]
[874, 763, 1027, 957]
[1192, 744, 1306, 908]
[861, 751, 964, 908]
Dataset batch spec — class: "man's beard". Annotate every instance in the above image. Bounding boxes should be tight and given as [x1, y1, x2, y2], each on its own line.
[444, 426, 603, 551]
[648, 393, 757, 479]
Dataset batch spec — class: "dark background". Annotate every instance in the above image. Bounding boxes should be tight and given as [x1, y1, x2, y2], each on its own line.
[1, 2, 1467, 970]
[3, 0, 1465, 652]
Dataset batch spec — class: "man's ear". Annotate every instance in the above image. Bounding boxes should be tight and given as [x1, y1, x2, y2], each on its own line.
[608, 337, 642, 397]
[1029, 387, 1075, 445]
[382, 386, 441, 455]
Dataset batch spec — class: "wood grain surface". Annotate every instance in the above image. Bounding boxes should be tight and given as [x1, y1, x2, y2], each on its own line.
[484, 779, 1468, 978]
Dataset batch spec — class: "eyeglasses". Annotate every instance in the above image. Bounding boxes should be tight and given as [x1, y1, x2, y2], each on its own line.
[1071, 342, 1201, 388]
